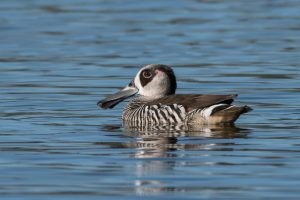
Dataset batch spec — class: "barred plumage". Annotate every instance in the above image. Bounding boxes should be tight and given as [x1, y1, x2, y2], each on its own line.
[122, 97, 241, 126]
[123, 98, 187, 126]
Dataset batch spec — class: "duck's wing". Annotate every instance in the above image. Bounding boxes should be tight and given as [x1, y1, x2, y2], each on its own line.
[146, 94, 237, 112]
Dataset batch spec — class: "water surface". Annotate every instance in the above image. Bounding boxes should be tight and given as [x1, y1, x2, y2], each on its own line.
[1, 0, 300, 199]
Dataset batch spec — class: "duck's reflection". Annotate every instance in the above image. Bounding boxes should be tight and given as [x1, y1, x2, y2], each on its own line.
[124, 123, 248, 139]
[126, 123, 249, 195]
[100, 123, 250, 196]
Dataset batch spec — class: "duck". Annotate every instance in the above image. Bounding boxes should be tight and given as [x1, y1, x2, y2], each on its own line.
[98, 64, 252, 126]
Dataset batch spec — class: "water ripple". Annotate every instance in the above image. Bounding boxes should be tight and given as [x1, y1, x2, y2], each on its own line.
[1, 0, 300, 199]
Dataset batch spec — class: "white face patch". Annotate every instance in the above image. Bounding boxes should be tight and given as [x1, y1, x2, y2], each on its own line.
[132, 64, 175, 99]
[134, 67, 144, 93]
[134, 66, 170, 98]
[142, 74, 167, 96]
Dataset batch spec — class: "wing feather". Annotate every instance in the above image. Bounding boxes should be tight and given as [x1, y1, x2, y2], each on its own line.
[146, 94, 237, 112]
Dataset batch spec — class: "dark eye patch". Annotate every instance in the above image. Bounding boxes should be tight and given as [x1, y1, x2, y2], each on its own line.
[139, 69, 154, 87]
[142, 70, 152, 78]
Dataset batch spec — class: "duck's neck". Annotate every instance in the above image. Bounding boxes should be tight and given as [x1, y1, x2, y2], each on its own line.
[136, 94, 166, 102]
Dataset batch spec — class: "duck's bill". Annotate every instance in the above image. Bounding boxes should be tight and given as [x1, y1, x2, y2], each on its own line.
[97, 86, 138, 109]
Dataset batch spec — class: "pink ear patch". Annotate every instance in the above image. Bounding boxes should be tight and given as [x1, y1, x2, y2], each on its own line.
[155, 69, 163, 76]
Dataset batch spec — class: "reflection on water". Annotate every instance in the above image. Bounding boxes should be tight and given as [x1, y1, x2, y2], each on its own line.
[124, 123, 249, 139]
[99, 123, 250, 196]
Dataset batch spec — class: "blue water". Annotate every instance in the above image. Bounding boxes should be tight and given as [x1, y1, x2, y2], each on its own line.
[1, 0, 300, 199]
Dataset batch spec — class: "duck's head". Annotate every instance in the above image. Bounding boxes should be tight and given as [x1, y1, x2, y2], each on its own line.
[98, 64, 177, 109]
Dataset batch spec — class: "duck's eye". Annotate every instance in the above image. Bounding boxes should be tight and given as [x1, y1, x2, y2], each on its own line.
[142, 70, 152, 78]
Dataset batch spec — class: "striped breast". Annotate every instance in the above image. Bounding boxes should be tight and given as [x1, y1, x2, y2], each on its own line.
[123, 100, 186, 126]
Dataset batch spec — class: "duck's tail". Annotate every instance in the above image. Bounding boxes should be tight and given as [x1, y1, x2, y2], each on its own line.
[208, 105, 252, 124]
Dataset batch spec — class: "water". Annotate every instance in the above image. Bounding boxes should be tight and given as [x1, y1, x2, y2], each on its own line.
[1, 0, 300, 199]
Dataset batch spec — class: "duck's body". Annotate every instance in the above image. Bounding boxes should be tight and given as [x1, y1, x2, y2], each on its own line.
[123, 94, 251, 126]
[98, 64, 251, 126]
